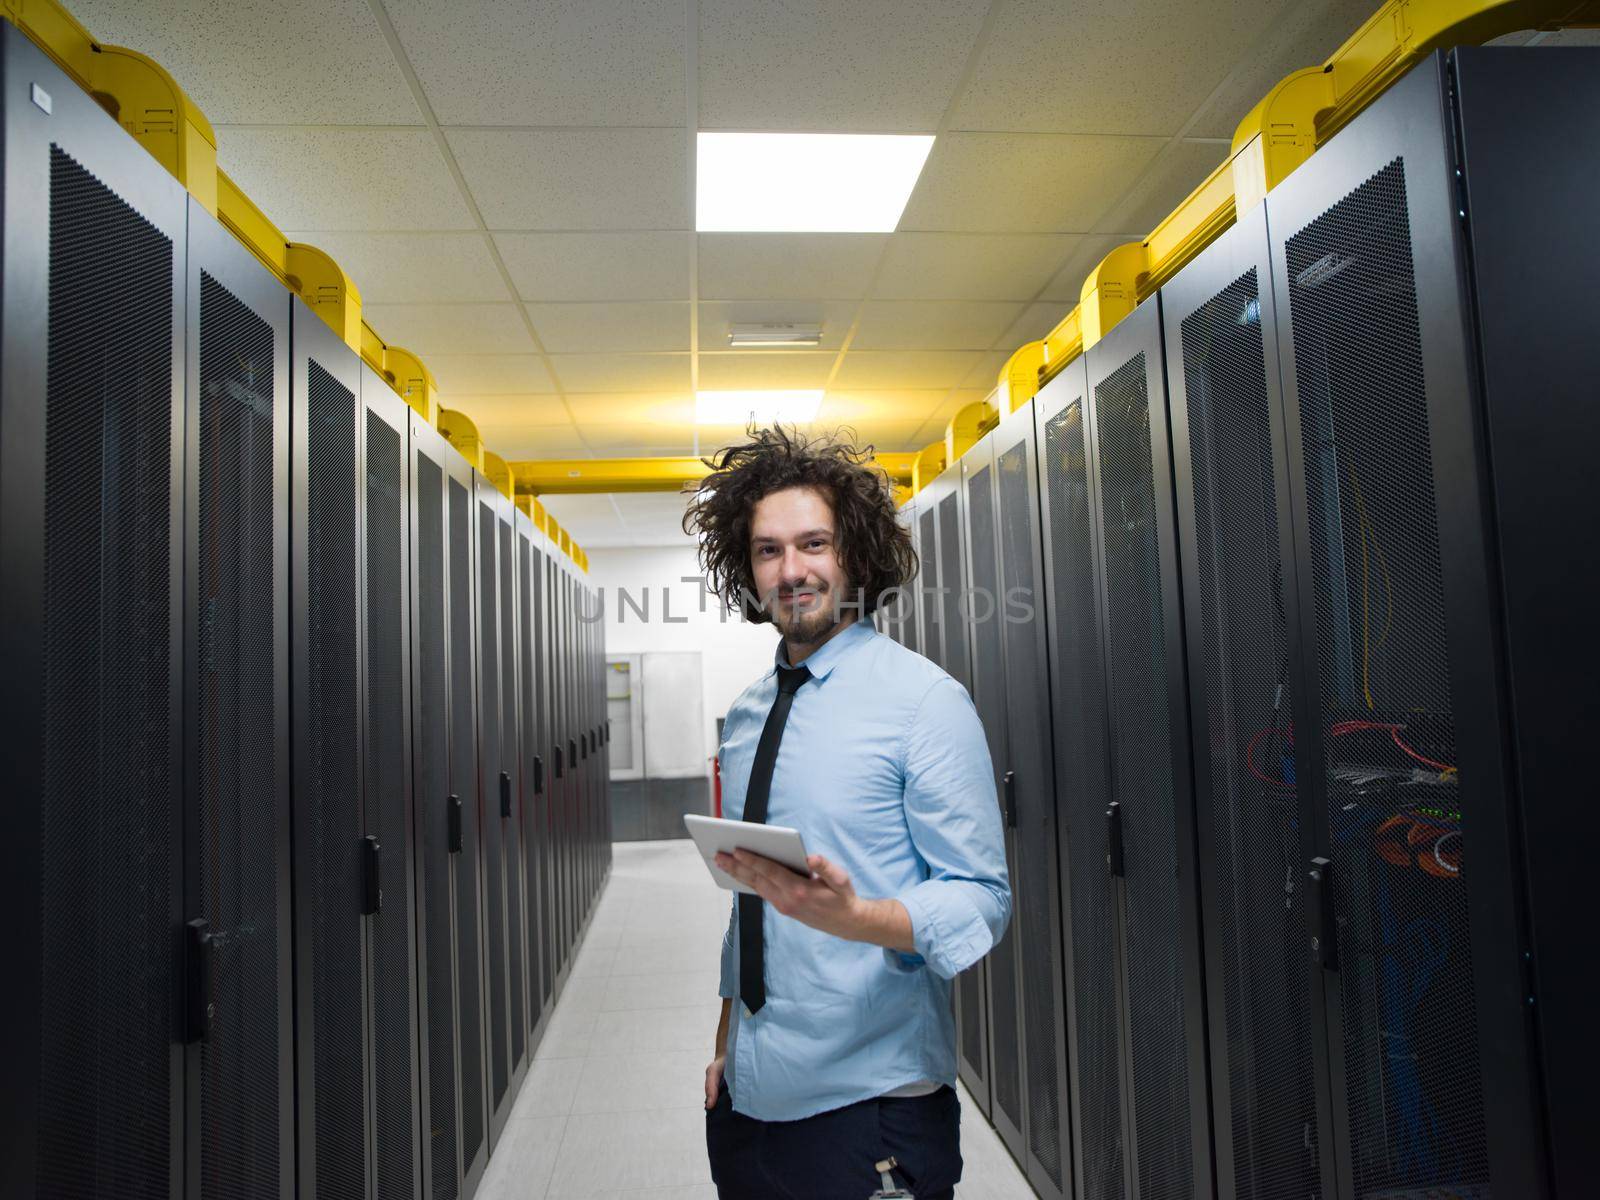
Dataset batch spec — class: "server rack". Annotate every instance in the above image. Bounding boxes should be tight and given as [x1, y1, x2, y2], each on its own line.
[959, 435, 1023, 1151]
[361, 364, 423, 1200]
[1081, 297, 1214, 1200]
[1035, 356, 1126, 1200]
[473, 474, 522, 1147]
[514, 508, 551, 1044]
[1248, 48, 1599, 1200]
[1162, 207, 1332, 1200]
[3, 24, 185, 1195]
[991, 407, 1073, 1200]
[185, 193, 295, 1200]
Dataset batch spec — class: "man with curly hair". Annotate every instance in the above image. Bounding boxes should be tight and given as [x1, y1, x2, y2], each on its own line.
[685, 426, 1010, 1200]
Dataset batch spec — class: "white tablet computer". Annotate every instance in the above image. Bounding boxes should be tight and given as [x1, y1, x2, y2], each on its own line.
[683, 814, 811, 895]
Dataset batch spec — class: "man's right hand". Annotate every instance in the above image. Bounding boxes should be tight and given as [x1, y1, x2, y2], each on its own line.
[704, 1054, 726, 1110]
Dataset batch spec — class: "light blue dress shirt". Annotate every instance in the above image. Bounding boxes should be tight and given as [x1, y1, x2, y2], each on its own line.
[716, 617, 1011, 1121]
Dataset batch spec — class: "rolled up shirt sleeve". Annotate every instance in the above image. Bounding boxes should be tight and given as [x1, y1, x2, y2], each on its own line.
[718, 897, 738, 999]
[889, 677, 1011, 979]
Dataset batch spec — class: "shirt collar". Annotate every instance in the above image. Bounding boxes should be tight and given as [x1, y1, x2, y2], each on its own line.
[772, 616, 875, 684]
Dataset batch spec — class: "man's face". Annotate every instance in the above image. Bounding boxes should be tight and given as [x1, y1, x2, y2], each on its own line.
[749, 485, 850, 643]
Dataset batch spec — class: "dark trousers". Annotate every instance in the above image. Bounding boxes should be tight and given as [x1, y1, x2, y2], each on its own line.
[706, 1079, 962, 1200]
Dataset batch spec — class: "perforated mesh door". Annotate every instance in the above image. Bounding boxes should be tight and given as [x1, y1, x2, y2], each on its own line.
[1043, 400, 1123, 1200]
[936, 493, 971, 692]
[1093, 352, 1192, 1200]
[1284, 159, 1483, 1197]
[366, 411, 415, 1200]
[305, 359, 366, 1199]
[197, 272, 280, 1199]
[1181, 270, 1320, 1198]
[533, 548, 554, 1003]
[415, 455, 460, 1200]
[38, 146, 177, 1200]
[500, 519, 527, 1066]
[967, 464, 1022, 1129]
[519, 534, 545, 1016]
[918, 508, 939, 664]
[997, 440, 1064, 1189]
[478, 503, 510, 1106]
[448, 479, 485, 1165]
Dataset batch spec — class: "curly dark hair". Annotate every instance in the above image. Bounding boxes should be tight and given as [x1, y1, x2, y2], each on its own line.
[682, 425, 916, 623]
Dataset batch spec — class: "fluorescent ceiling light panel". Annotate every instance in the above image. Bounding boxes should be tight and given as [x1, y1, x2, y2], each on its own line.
[728, 322, 822, 347]
[696, 132, 935, 233]
[695, 389, 823, 425]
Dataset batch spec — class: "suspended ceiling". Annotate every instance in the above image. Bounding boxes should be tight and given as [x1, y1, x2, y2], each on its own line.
[71, 1, 1594, 546]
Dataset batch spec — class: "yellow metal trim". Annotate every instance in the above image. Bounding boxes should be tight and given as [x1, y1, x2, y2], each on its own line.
[382, 346, 438, 425]
[285, 243, 362, 352]
[995, 341, 1046, 415]
[871, 452, 917, 486]
[437, 408, 486, 473]
[945, 400, 993, 465]
[482, 451, 514, 500]
[217, 168, 289, 282]
[1040, 306, 1083, 384]
[1143, 155, 1238, 296]
[893, 485, 913, 509]
[911, 441, 947, 495]
[515, 494, 535, 521]
[511, 457, 709, 495]
[558, 529, 572, 557]
[1079, 242, 1145, 352]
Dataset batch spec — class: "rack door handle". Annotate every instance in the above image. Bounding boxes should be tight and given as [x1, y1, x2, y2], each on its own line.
[447, 793, 463, 853]
[534, 755, 545, 794]
[1002, 771, 1017, 829]
[1106, 802, 1125, 878]
[362, 835, 383, 916]
[183, 917, 215, 1044]
[1308, 856, 1338, 970]
[554, 745, 564, 779]
[500, 770, 512, 818]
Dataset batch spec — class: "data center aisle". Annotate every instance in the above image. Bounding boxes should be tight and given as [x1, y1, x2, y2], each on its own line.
[476, 839, 1038, 1200]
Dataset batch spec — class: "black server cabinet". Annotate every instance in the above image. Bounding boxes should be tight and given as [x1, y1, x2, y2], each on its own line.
[1162, 208, 1332, 1200]
[915, 500, 939, 662]
[1, 28, 180, 1196]
[515, 509, 551, 1040]
[361, 365, 423, 1200]
[904, 498, 924, 656]
[992, 408, 1072, 1200]
[1081, 297, 1213, 1200]
[1257, 49, 1599, 1200]
[921, 470, 989, 1115]
[185, 199, 295, 1200]
[289, 300, 369, 1200]
[291, 306, 425, 1200]
[408, 413, 487, 1200]
[959, 435, 1021, 1149]
[473, 475, 521, 1145]
[1035, 357, 1125, 1200]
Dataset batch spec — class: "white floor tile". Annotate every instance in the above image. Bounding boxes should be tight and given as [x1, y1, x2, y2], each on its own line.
[477, 1115, 566, 1199]
[545, 1109, 713, 1196]
[571, 1049, 713, 1115]
[600, 970, 722, 1013]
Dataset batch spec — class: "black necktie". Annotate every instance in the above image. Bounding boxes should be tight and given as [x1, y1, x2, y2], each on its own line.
[738, 662, 811, 1015]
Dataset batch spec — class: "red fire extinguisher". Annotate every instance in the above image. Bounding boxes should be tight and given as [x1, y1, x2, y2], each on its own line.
[712, 753, 723, 818]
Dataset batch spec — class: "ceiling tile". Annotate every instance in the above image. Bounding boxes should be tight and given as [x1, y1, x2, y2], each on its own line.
[1107, 139, 1231, 237]
[278, 232, 506, 304]
[445, 394, 571, 428]
[496, 233, 692, 301]
[1038, 234, 1142, 303]
[851, 301, 1023, 351]
[70, 0, 420, 124]
[385, 0, 685, 126]
[1185, 0, 1384, 138]
[697, 0, 986, 132]
[834, 350, 983, 390]
[961, 351, 1010, 389]
[550, 354, 692, 393]
[477, 422, 593, 460]
[426, 354, 554, 394]
[697, 352, 835, 390]
[565, 393, 695, 427]
[873, 234, 1079, 300]
[899, 134, 1165, 233]
[361, 303, 534, 356]
[821, 389, 956, 429]
[697, 234, 887, 300]
[526, 302, 689, 354]
[449, 130, 689, 230]
[580, 427, 699, 456]
[217, 129, 474, 231]
[696, 300, 859, 351]
[948, 0, 1295, 136]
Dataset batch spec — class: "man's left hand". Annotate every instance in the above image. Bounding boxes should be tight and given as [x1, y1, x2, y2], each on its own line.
[713, 850, 914, 952]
